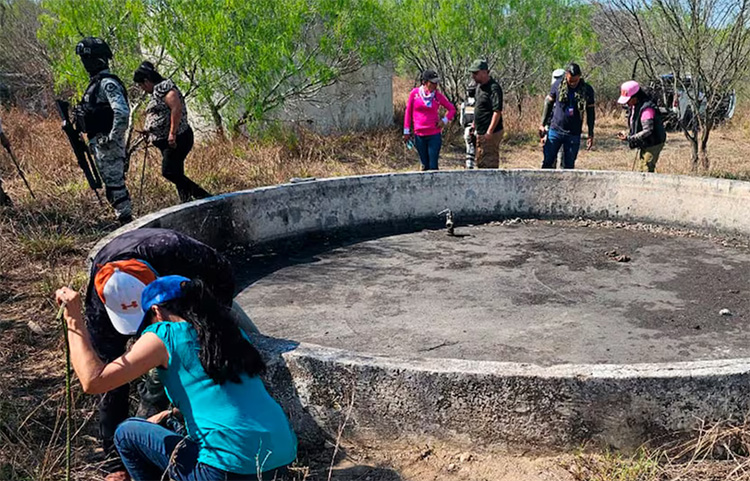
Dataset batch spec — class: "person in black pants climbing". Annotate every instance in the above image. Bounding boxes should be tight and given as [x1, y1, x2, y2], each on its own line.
[134, 61, 210, 203]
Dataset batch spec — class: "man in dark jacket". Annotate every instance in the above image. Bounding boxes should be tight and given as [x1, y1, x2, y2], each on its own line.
[617, 80, 667, 172]
[539, 63, 595, 169]
[84, 227, 255, 479]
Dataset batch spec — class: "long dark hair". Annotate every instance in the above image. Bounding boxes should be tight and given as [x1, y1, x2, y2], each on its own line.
[633, 88, 650, 104]
[145, 279, 266, 384]
[133, 61, 165, 84]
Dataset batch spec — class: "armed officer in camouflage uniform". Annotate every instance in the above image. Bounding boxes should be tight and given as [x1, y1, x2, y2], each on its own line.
[75, 37, 132, 223]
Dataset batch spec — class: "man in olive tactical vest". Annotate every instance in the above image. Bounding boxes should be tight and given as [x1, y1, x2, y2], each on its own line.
[75, 37, 132, 223]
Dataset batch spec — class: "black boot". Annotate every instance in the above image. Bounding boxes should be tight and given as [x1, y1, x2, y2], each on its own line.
[0, 186, 12, 207]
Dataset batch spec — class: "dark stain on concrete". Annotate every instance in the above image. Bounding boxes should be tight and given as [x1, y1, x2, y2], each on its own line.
[231, 220, 750, 366]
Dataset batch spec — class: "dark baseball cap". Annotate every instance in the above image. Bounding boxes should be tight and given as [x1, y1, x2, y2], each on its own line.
[566, 63, 582, 77]
[468, 59, 489, 73]
[422, 69, 440, 83]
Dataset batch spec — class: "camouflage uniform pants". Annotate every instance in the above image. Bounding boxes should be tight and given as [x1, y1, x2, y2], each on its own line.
[638, 143, 664, 173]
[476, 131, 503, 169]
[90, 135, 132, 220]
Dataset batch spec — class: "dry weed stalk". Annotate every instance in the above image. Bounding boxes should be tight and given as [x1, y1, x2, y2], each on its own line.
[661, 415, 750, 480]
[568, 415, 750, 481]
[327, 385, 356, 481]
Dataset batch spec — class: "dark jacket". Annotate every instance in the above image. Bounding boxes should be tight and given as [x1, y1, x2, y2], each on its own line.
[474, 77, 504, 135]
[84, 227, 236, 455]
[628, 99, 666, 149]
[85, 227, 235, 358]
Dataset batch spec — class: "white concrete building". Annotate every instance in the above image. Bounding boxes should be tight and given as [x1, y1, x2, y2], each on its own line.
[271, 64, 394, 134]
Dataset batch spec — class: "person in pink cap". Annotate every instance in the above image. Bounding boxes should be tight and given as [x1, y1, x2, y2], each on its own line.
[617, 80, 667, 172]
[403, 69, 456, 170]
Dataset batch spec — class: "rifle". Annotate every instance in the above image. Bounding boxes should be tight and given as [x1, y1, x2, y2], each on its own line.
[55, 100, 103, 204]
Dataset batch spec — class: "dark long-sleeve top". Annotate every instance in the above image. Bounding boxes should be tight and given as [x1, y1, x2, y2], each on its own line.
[84, 228, 235, 354]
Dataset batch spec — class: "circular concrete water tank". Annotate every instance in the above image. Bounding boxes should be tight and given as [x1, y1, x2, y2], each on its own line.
[92, 170, 750, 452]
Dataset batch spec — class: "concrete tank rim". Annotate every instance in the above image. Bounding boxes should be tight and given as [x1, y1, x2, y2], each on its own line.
[90, 168, 750, 262]
[272, 338, 750, 379]
[87, 169, 750, 450]
[88, 169, 750, 378]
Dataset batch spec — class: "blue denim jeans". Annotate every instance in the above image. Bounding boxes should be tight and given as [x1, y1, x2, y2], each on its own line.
[115, 418, 286, 481]
[542, 129, 580, 169]
[414, 133, 442, 170]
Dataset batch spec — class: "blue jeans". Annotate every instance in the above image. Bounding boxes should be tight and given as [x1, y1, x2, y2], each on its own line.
[542, 129, 580, 169]
[414, 133, 442, 170]
[115, 418, 286, 481]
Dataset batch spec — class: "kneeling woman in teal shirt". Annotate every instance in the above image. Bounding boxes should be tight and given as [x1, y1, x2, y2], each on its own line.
[55, 276, 297, 481]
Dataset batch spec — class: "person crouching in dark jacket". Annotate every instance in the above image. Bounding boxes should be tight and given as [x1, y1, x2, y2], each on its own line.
[617, 80, 667, 173]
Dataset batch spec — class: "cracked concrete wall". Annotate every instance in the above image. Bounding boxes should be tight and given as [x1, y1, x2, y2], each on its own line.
[274, 344, 750, 452]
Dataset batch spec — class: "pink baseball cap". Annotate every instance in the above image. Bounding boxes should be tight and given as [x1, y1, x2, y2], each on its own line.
[618, 80, 641, 104]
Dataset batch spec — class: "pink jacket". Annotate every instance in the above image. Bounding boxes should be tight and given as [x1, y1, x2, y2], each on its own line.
[404, 87, 456, 137]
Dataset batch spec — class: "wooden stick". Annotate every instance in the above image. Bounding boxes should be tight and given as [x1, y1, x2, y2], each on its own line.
[56, 302, 72, 481]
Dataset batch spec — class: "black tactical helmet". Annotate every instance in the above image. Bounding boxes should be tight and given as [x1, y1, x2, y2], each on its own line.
[75, 37, 113, 60]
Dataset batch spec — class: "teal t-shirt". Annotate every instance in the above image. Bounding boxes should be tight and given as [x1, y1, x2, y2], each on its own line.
[143, 322, 297, 474]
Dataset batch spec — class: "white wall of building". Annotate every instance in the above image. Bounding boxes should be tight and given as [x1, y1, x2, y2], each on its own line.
[271, 63, 394, 134]
[187, 63, 393, 137]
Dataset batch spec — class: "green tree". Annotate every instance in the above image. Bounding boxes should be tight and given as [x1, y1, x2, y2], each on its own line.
[393, 0, 593, 109]
[38, 0, 146, 96]
[500, 0, 595, 115]
[39, 0, 396, 132]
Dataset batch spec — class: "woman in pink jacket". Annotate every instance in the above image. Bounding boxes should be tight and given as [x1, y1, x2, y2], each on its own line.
[403, 70, 456, 170]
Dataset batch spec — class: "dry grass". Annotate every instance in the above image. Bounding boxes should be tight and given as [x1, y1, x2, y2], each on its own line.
[0, 105, 418, 481]
[565, 415, 750, 480]
[566, 448, 662, 481]
[3, 80, 750, 479]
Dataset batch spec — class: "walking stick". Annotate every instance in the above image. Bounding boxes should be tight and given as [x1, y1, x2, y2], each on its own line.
[139, 139, 149, 201]
[3, 145, 35, 199]
[56, 300, 72, 481]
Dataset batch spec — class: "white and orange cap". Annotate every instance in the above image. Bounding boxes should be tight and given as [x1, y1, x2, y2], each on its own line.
[618, 80, 641, 104]
[95, 259, 158, 335]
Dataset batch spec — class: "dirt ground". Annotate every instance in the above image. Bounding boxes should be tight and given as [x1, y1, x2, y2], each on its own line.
[324, 443, 576, 481]
[314, 438, 750, 480]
